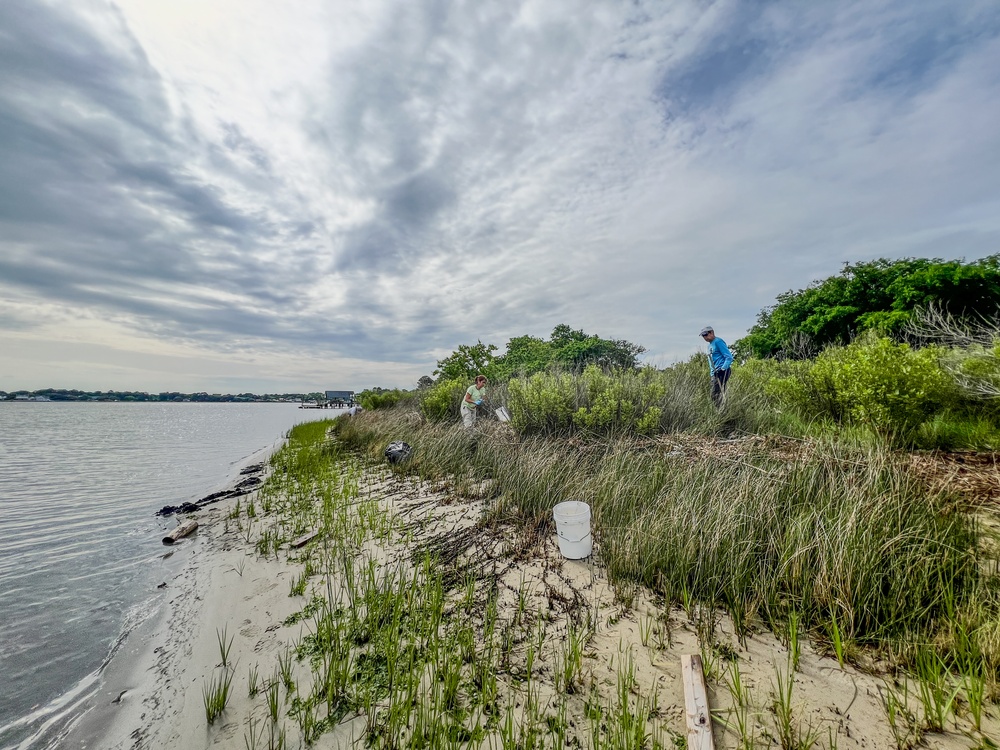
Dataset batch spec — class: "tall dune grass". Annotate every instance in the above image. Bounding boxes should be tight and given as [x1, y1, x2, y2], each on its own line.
[334, 411, 982, 653]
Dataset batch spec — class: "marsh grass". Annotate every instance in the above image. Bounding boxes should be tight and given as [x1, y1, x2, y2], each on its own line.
[265, 674, 280, 723]
[248, 663, 260, 697]
[289, 570, 307, 597]
[325, 408, 1000, 746]
[217, 625, 234, 669]
[203, 668, 234, 724]
[722, 659, 756, 750]
[334, 412, 982, 657]
[880, 679, 922, 749]
[913, 647, 961, 732]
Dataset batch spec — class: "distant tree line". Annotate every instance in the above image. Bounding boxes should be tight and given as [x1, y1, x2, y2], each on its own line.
[0, 388, 326, 402]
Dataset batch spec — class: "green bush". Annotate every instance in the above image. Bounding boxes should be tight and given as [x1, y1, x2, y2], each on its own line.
[774, 335, 953, 435]
[506, 371, 578, 435]
[502, 362, 791, 438]
[572, 366, 666, 436]
[356, 388, 412, 410]
[504, 366, 670, 437]
[419, 378, 468, 422]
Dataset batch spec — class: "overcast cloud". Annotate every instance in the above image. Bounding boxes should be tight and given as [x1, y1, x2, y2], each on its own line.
[1, 0, 999, 391]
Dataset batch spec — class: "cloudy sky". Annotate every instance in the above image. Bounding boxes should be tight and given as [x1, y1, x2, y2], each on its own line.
[1, 1, 999, 392]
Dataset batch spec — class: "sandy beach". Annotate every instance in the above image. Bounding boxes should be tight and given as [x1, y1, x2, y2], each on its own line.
[65, 429, 996, 750]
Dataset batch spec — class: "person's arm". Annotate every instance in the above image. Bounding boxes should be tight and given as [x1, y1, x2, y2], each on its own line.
[719, 340, 734, 370]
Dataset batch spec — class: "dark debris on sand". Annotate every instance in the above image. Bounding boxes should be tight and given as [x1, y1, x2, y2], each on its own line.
[155, 465, 264, 516]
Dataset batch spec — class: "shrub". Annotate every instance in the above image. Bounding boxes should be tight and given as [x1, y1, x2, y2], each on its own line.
[506, 366, 668, 437]
[572, 366, 666, 436]
[506, 370, 578, 435]
[775, 335, 954, 436]
[419, 378, 467, 422]
[357, 388, 412, 410]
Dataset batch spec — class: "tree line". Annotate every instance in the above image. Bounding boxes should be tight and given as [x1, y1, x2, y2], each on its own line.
[0, 389, 326, 402]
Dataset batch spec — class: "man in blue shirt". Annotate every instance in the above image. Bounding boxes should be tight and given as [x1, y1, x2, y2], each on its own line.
[700, 326, 733, 407]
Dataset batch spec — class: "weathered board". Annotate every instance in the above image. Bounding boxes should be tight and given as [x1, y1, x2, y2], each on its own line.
[681, 653, 715, 750]
[291, 530, 320, 549]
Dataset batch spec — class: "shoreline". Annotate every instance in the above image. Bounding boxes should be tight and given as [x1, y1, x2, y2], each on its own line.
[57, 441, 287, 750]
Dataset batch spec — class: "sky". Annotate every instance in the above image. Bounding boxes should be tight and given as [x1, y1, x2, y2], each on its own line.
[1, 0, 999, 393]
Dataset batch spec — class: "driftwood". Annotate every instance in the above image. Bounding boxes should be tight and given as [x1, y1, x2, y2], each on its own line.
[156, 471, 264, 517]
[681, 654, 715, 750]
[162, 520, 198, 545]
[291, 530, 319, 549]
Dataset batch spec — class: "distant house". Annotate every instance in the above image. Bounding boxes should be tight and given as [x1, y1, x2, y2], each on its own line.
[325, 390, 355, 405]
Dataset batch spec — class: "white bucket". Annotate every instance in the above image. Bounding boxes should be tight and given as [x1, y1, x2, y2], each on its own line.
[552, 501, 592, 559]
[495, 406, 511, 422]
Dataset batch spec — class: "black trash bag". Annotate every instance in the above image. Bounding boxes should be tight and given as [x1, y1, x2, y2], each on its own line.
[384, 440, 412, 464]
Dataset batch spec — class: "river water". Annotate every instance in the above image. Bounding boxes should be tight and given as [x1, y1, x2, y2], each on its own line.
[0, 402, 332, 750]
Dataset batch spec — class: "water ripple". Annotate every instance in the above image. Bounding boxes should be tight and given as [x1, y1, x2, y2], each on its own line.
[0, 402, 327, 750]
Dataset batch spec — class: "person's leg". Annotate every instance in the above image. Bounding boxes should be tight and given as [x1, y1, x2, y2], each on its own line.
[462, 408, 476, 428]
[711, 374, 723, 406]
[712, 368, 731, 407]
[719, 368, 731, 390]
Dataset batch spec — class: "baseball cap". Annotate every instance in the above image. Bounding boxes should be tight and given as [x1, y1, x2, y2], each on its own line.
[699, 326, 713, 336]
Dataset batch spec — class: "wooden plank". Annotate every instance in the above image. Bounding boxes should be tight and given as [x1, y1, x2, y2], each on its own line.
[291, 530, 319, 549]
[681, 653, 715, 750]
[162, 520, 198, 545]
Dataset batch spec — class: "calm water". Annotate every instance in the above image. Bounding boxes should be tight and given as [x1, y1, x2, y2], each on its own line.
[0, 402, 332, 750]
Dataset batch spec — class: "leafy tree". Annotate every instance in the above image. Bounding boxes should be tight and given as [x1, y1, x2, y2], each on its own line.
[416, 375, 435, 390]
[433, 341, 497, 381]
[490, 335, 552, 380]
[738, 256, 1000, 359]
[493, 325, 645, 376]
[431, 325, 646, 389]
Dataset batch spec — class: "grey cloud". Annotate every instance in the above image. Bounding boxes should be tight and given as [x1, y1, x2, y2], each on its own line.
[658, 31, 774, 113]
[220, 123, 274, 172]
[337, 171, 456, 271]
[384, 172, 456, 228]
[110, 160, 257, 234]
[0, 1, 332, 350]
[855, 5, 1000, 97]
[0, 2, 169, 137]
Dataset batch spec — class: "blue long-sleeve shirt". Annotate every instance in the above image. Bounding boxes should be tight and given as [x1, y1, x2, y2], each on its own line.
[707, 338, 733, 374]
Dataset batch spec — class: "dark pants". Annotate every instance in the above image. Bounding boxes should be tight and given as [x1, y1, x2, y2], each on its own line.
[711, 368, 731, 406]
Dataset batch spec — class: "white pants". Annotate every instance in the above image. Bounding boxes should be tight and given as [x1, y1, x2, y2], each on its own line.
[462, 407, 476, 428]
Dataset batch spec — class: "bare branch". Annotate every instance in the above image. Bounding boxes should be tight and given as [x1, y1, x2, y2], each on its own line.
[905, 302, 1000, 348]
